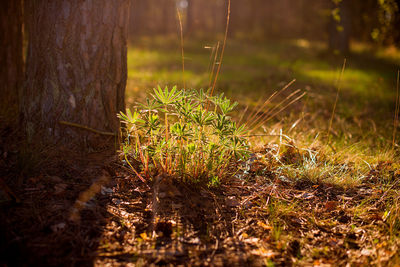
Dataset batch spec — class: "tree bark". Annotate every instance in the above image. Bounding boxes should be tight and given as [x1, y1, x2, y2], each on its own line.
[0, 0, 23, 116]
[22, 0, 130, 151]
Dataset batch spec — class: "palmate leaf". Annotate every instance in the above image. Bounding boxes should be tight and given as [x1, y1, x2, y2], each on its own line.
[139, 98, 161, 112]
[118, 109, 145, 125]
[190, 106, 216, 126]
[144, 113, 161, 132]
[232, 123, 248, 138]
[212, 113, 231, 136]
[175, 97, 197, 118]
[171, 122, 193, 141]
[229, 136, 250, 160]
[152, 85, 182, 106]
[194, 88, 211, 105]
[211, 92, 238, 114]
[119, 84, 250, 183]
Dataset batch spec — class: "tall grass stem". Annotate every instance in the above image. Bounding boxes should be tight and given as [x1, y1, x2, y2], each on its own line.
[328, 58, 346, 144]
[209, 0, 230, 99]
[393, 70, 400, 148]
[177, 9, 185, 90]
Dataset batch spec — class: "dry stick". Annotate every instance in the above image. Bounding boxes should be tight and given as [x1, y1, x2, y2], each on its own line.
[328, 58, 347, 144]
[209, 0, 230, 99]
[209, 42, 220, 89]
[59, 120, 116, 136]
[206, 45, 215, 73]
[393, 70, 400, 148]
[164, 106, 170, 173]
[207, 43, 217, 76]
[177, 9, 185, 90]
[124, 154, 147, 183]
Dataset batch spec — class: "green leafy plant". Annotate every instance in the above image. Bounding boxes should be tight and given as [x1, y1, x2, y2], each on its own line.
[118, 86, 250, 184]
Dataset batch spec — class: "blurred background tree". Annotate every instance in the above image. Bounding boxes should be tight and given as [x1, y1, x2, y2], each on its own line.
[128, 0, 400, 49]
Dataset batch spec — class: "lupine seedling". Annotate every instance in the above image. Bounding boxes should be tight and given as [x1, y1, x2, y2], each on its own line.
[118, 86, 250, 185]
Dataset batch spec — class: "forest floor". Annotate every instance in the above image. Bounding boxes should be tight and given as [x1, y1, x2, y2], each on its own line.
[1, 145, 399, 266]
[1, 38, 400, 266]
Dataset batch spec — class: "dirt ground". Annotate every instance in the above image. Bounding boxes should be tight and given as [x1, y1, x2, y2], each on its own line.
[0, 117, 399, 267]
[1, 138, 399, 267]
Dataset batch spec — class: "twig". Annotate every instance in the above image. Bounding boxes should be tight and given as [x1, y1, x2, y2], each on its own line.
[124, 154, 147, 183]
[59, 120, 116, 136]
[393, 70, 400, 148]
[328, 58, 346, 144]
[209, 0, 231, 98]
[177, 9, 186, 90]
[210, 238, 219, 259]
[209, 42, 220, 89]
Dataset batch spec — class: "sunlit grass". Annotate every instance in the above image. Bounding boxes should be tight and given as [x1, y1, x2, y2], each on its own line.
[127, 38, 399, 99]
[126, 37, 400, 188]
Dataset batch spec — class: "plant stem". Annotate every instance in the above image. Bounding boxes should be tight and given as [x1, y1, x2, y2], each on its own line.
[164, 107, 169, 173]
[328, 58, 346, 144]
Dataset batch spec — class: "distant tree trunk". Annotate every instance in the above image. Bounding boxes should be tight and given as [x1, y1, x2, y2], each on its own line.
[186, 0, 194, 34]
[328, 0, 351, 53]
[130, 0, 146, 37]
[22, 0, 130, 151]
[161, 0, 175, 34]
[0, 0, 23, 115]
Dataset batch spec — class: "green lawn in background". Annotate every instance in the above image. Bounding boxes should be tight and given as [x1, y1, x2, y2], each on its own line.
[126, 37, 400, 149]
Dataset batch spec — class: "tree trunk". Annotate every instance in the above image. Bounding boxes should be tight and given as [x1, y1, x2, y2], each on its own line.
[22, 0, 130, 151]
[129, 0, 144, 37]
[186, 0, 194, 34]
[161, 0, 175, 34]
[0, 0, 23, 116]
[328, 0, 351, 53]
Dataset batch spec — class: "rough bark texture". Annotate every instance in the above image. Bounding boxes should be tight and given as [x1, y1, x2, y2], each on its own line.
[0, 0, 23, 114]
[22, 0, 130, 151]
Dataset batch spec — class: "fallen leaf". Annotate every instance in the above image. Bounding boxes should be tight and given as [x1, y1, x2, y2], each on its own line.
[140, 232, 149, 241]
[244, 237, 260, 244]
[251, 247, 277, 258]
[324, 201, 338, 212]
[257, 221, 272, 230]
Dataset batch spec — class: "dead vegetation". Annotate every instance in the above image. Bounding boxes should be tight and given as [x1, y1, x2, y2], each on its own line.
[1, 129, 399, 266]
